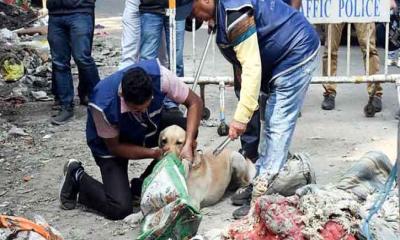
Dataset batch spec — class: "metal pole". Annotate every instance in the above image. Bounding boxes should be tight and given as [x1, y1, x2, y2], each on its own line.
[366, 23, 371, 76]
[192, 33, 213, 91]
[385, 22, 390, 75]
[168, 0, 176, 74]
[192, 18, 196, 78]
[397, 120, 400, 218]
[347, 23, 351, 77]
[328, 24, 332, 77]
[219, 81, 225, 122]
[182, 74, 400, 85]
[212, 33, 216, 79]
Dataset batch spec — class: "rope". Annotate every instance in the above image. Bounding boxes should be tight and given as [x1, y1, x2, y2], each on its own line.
[360, 162, 398, 240]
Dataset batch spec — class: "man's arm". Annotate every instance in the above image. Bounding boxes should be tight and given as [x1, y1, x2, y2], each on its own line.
[226, 8, 262, 139]
[182, 90, 202, 147]
[159, 65, 202, 160]
[103, 137, 163, 159]
[90, 106, 163, 160]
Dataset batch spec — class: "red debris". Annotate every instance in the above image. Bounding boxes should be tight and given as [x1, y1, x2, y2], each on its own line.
[227, 195, 356, 240]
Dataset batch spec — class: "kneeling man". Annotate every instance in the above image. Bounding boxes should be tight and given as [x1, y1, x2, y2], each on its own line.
[59, 59, 202, 220]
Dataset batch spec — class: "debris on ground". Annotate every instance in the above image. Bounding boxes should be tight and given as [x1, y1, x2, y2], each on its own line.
[92, 37, 121, 67]
[0, 214, 63, 240]
[8, 125, 29, 136]
[200, 118, 219, 127]
[220, 151, 399, 240]
[0, 41, 52, 101]
[252, 153, 316, 198]
[0, 1, 38, 30]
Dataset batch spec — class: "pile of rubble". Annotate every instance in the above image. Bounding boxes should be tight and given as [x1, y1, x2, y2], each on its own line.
[198, 151, 399, 240]
[0, 1, 38, 30]
[0, 30, 52, 103]
[92, 37, 121, 68]
[0, 33, 121, 104]
[0, 1, 121, 104]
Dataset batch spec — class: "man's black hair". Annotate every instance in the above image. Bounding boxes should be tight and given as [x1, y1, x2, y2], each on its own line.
[121, 67, 153, 105]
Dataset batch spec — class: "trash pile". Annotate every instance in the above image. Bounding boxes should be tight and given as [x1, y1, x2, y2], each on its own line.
[0, 0, 121, 104]
[92, 37, 121, 68]
[0, 32, 52, 103]
[0, 26, 121, 104]
[0, 1, 38, 30]
[0, 214, 63, 240]
[222, 151, 399, 240]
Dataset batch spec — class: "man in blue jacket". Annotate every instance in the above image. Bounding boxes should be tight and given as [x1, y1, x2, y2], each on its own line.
[191, 0, 320, 218]
[59, 59, 203, 220]
[230, 0, 303, 164]
[47, 0, 100, 124]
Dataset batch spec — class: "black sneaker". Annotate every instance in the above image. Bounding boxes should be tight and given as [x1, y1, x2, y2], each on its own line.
[231, 184, 253, 206]
[51, 107, 74, 125]
[321, 94, 335, 110]
[371, 96, 382, 112]
[59, 159, 83, 210]
[232, 201, 251, 219]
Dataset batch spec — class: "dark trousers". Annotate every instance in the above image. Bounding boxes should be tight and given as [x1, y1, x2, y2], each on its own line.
[78, 111, 186, 220]
[234, 86, 261, 162]
[48, 12, 100, 108]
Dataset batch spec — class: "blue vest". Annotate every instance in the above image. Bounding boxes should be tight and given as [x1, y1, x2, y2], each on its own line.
[86, 60, 165, 157]
[216, 0, 319, 81]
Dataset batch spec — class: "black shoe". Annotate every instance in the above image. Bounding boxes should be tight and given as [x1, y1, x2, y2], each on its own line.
[51, 107, 74, 125]
[231, 184, 253, 206]
[232, 202, 251, 219]
[59, 159, 83, 210]
[371, 96, 382, 112]
[321, 94, 335, 110]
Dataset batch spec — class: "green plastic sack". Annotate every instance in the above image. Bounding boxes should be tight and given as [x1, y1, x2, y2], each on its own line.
[138, 153, 202, 240]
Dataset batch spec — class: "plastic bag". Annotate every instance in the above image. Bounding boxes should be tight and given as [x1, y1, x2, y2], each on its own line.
[138, 153, 202, 240]
[1, 58, 24, 82]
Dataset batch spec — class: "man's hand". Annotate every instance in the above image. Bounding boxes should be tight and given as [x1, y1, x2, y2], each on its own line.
[228, 120, 247, 140]
[179, 141, 194, 162]
[152, 147, 165, 160]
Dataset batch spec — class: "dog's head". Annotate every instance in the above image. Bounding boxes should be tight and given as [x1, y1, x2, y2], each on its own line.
[159, 125, 186, 156]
